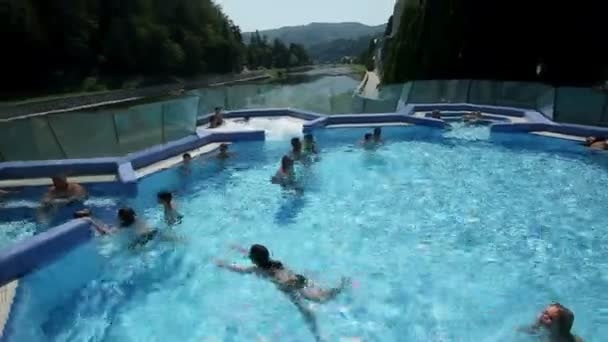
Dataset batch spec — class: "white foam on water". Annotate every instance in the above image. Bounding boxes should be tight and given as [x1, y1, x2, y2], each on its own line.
[216, 117, 305, 141]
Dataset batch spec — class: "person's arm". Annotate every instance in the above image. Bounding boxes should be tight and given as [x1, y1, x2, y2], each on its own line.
[84, 218, 115, 235]
[214, 259, 255, 273]
[229, 244, 249, 256]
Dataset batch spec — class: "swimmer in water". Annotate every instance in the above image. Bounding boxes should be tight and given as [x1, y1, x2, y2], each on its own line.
[463, 111, 483, 123]
[215, 244, 349, 341]
[271, 155, 296, 187]
[157, 191, 183, 225]
[583, 136, 607, 150]
[372, 127, 383, 144]
[290, 137, 303, 161]
[183, 153, 192, 164]
[520, 303, 584, 342]
[216, 143, 233, 160]
[118, 207, 159, 247]
[361, 133, 374, 149]
[73, 209, 115, 235]
[303, 134, 318, 154]
[430, 110, 442, 119]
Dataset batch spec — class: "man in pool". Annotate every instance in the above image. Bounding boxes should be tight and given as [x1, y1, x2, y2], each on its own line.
[463, 111, 483, 123]
[209, 107, 224, 128]
[215, 244, 349, 341]
[430, 110, 442, 119]
[372, 127, 383, 144]
[157, 191, 183, 225]
[41, 176, 87, 208]
[520, 303, 584, 342]
[303, 134, 318, 154]
[118, 207, 159, 247]
[290, 137, 303, 161]
[583, 136, 607, 150]
[360, 133, 375, 149]
[216, 143, 233, 160]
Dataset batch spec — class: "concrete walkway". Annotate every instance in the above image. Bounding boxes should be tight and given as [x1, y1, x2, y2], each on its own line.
[357, 71, 380, 99]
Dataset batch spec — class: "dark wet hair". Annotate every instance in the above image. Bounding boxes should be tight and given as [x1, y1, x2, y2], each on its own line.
[373, 127, 382, 136]
[157, 191, 172, 202]
[183, 153, 192, 159]
[551, 303, 575, 334]
[219, 143, 229, 151]
[249, 244, 283, 270]
[118, 207, 136, 226]
[243, 116, 250, 122]
[214, 106, 222, 112]
[364, 133, 372, 140]
[291, 137, 302, 151]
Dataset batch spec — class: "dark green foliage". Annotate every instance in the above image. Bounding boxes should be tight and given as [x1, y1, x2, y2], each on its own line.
[309, 35, 379, 64]
[2, 0, 245, 96]
[383, 0, 607, 86]
[245, 32, 310, 69]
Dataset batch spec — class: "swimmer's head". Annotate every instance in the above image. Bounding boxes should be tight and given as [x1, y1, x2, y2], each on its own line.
[118, 207, 136, 226]
[249, 244, 282, 269]
[243, 116, 250, 122]
[157, 191, 172, 204]
[281, 155, 294, 172]
[183, 153, 192, 163]
[291, 137, 302, 152]
[304, 134, 314, 143]
[431, 110, 441, 119]
[73, 208, 92, 219]
[214, 106, 222, 114]
[373, 127, 382, 138]
[364, 133, 372, 142]
[51, 175, 68, 190]
[538, 303, 575, 335]
[219, 143, 229, 153]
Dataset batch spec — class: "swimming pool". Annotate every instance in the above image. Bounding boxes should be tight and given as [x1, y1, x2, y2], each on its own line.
[5, 126, 608, 341]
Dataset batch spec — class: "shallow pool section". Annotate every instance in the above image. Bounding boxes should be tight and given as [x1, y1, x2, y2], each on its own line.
[6, 127, 608, 341]
[209, 116, 305, 141]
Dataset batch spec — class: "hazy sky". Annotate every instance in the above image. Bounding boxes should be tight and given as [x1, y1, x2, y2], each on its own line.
[214, 0, 396, 32]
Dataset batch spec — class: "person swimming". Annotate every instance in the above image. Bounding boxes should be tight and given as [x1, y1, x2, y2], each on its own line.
[157, 191, 183, 225]
[215, 244, 348, 341]
[520, 303, 584, 342]
[463, 111, 483, 123]
[583, 136, 607, 150]
[303, 134, 318, 154]
[216, 143, 233, 160]
[183, 153, 192, 164]
[361, 133, 375, 149]
[118, 207, 159, 247]
[290, 137, 303, 161]
[430, 110, 442, 119]
[372, 127, 383, 144]
[271, 155, 296, 187]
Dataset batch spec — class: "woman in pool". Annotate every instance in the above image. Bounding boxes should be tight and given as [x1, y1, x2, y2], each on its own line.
[157, 191, 183, 225]
[118, 207, 159, 247]
[272, 155, 296, 187]
[520, 303, 584, 342]
[215, 244, 348, 341]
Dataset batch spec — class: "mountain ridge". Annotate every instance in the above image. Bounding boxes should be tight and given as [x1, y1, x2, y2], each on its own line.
[242, 22, 386, 48]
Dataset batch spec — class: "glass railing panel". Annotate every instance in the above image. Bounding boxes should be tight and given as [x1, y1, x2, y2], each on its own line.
[554, 87, 606, 126]
[49, 111, 120, 158]
[162, 96, 199, 141]
[115, 103, 163, 153]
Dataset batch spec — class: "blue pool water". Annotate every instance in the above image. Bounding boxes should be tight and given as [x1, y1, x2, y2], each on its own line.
[5, 126, 608, 341]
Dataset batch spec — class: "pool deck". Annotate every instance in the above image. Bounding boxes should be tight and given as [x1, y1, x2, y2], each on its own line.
[412, 111, 529, 123]
[0, 280, 17, 339]
[135, 142, 224, 178]
[0, 174, 117, 188]
[531, 131, 587, 141]
[326, 122, 412, 128]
